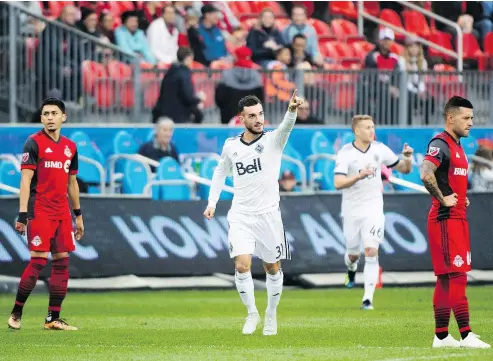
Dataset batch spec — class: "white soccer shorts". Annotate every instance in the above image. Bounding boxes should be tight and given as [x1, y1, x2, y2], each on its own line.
[227, 208, 291, 264]
[343, 213, 385, 255]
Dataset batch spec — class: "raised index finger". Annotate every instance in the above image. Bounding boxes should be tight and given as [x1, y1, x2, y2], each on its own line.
[291, 89, 297, 101]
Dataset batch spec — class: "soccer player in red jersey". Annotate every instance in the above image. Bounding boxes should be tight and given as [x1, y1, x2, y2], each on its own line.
[7, 98, 84, 331]
[420, 96, 490, 349]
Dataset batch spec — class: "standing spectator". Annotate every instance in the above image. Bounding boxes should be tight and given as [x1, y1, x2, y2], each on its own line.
[152, 47, 204, 123]
[296, 100, 323, 125]
[470, 146, 493, 191]
[398, 36, 434, 125]
[198, 4, 228, 66]
[115, 11, 156, 64]
[98, 11, 115, 44]
[215, 46, 265, 124]
[359, 28, 400, 124]
[185, 9, 207, 65]
[138, 117, 180, 171]
[147, 4, 179, 64]
[246, 8, 285, 66]
[36, 5, 81, 102]
[283, 4, 323, 66]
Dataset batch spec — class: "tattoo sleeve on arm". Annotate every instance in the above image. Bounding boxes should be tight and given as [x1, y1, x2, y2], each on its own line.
[420, 160, 444, 203]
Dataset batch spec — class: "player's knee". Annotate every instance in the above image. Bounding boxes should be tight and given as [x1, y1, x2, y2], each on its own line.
[348, 254, 359, 263]
[235, 262, 251, 274]
[52, 252, 69, 261]
[30, 251, 49, 259]
[364, 247, 378, 257]
[263, 262, 280, 275]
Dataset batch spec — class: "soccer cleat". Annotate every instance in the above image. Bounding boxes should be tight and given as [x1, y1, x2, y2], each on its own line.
[263, 315, 277, 336]
[242, 313, 260, 335]
[345, 272, 356, 289]
[7, 313, 21, 330]
[460, 333, 491, 348]
[44, 318, 78, 331]
[432, 334, 461, 348]
[361, 299, 374, 310]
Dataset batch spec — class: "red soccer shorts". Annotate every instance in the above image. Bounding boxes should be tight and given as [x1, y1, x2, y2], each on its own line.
[27, 217, 76, 253]
[428, 218, 471, 276]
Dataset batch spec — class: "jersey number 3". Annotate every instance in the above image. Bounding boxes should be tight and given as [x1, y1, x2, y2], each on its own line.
[276, 244, 284, 259]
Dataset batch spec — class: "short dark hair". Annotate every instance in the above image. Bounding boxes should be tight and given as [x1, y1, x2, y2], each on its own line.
[238, 95, 261, 113]
[177, 47, 193, 62]
[292, 4, 307, 13]
[276, 46, 290, 57]
[292, 33, 307, 42]
[444, 96, 473, 118]
[40, 97, 66, 113]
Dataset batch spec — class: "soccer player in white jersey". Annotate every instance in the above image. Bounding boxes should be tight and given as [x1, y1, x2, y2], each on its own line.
[334, 115, 414, 310]
[203, 91, 304, 336]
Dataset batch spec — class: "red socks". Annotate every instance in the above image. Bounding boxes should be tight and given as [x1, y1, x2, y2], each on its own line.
[12, 257, 47, 314]
[433, 274, 451, 337]
[47, 257, 69, 321]
[449, 272, 471, 338]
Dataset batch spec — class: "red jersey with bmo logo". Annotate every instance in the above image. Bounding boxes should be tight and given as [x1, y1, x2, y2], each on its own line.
[424, 131, 471, 275]
[21, 130, 78, 220]
[424, 131, 469, 221]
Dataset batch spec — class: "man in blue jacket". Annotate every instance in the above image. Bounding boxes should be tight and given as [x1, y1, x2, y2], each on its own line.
[115, 11, 157, 64]
[198, 4, 228, 65]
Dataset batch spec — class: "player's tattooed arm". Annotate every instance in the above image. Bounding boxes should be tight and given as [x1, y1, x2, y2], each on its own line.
[419, 160, 444, 203]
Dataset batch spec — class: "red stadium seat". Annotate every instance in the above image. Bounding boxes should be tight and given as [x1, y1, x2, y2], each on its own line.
[253, 1, 285, 16]
[300, 2, 315, 17]
[364, 2, 380, 17]
[330, 19, 365, 43]
[427, 64, 466, 99]
[402, 10, 431, 38]
[93, 79, 116, 108]
[329, 2, 357, 20]
[308, 18, 332, 36]
[143, 80, 161, 109]
[81, 60, 108, 93]
[352, 41, 376, 60]
[107, 60, 132, 80]
[321, 42, 361, 66]
[241, 18, 258, 30]
[483, 32, 493, 68]
[47, 1, 64, 18]
[322, 64, 356, 111]
[228, 2, 255, 20]
[379, 9, 405, 41]
[459, 33, 486, 70]
[276, 18, 292, 32]
[389, 42, 404, 56]
[428, 31, 454, 62]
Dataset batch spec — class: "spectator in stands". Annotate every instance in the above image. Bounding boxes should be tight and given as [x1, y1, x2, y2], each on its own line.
[279, 170, 297, 192]
[360, 28, 400, 124]
[36, 5, 82, 102]
[152, 47, 204, 123]
[15, 1, 45, 36]
[138, 117, 180, 171]
[99, 11, 115, 44]
[296, 100, 323, 125]
[137, 1, 162, 31]
[288, 34, 315, 68]
[197, 4, 228, 66]
[115, 11, 156, 64]
[283, 4, 323, 67]
[398, 36, 434, 125]
[264, 47, 296, 104]
[215, 46, 265, 124]
[77, 8, 102, 59]
[147, 4, 179, 64]
[246, 8, 285, 66]
[185, 9, 208, 65]
[174, 1, 193, 33]
[228, 27, 247, 53]
[470, 146, 493, 191]
[213, 1, 241, 34]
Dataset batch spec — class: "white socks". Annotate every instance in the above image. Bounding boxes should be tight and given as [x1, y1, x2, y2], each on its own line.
[363, 256, 379, 303]
[344, 253, 359, 272]
[266, 270, 283, 317]
[235, 271, 258, 314]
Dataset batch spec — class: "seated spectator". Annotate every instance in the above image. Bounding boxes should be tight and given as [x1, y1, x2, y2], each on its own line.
[228, 27, 247, 53]
[77, 8, 102, 59]
[147, 4, 179, 64]
[152, 47, 204, 123]
[265, 47, 296, 103]
[398, 36, 434, 125]
[288, 34, 315, 68]
[99, 11, 115, 44]
[296, 100, 323, 125]
[185, 9, 208, 65]
[279, 170, 297, 192]
[138, 117, 180, 171]
[14, 1, 45, 36]
[246, 8, 285, 66]
[215, 46, 265, 124]
[470, 146, 493, 191]
[196, 4, 228, 66]
[212, 1, 240, 34]
[358, 28, 399, 124]
[137, 1, 162, 31]
[283, 4, 323, 67]
[115, 11, 156, 64]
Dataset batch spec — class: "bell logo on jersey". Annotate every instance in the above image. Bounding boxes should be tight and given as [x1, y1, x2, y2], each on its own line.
[428, 147, 440, 157]
[235, 158, 262, 176]
[45, 160, 71, 173]
[453, 167, 467, 176]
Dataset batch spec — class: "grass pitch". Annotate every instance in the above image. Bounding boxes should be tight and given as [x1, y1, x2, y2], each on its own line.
[1, 286, 493, 361]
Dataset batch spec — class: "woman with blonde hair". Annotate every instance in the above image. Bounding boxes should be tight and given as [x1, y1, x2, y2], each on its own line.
[398, 36, 434, 124]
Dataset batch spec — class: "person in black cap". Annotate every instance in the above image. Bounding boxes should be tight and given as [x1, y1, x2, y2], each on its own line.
[197, 4, 228, 65]
[115, 10, 157, 64]
[279, 170, 297, 192]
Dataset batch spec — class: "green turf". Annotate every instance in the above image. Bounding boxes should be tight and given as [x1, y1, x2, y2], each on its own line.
[1, 286, 492, 361]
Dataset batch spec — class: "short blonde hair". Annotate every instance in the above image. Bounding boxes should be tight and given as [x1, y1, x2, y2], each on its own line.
[351, 114, 372, 131]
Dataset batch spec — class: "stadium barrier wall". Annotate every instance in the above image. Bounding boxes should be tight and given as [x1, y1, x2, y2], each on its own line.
[0, 193, 492, 278]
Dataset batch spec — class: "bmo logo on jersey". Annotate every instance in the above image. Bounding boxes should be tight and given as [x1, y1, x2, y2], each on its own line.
[453, 167, 467, 176]
[45, 160, 71, 173]
[235, 158, 262, 176]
